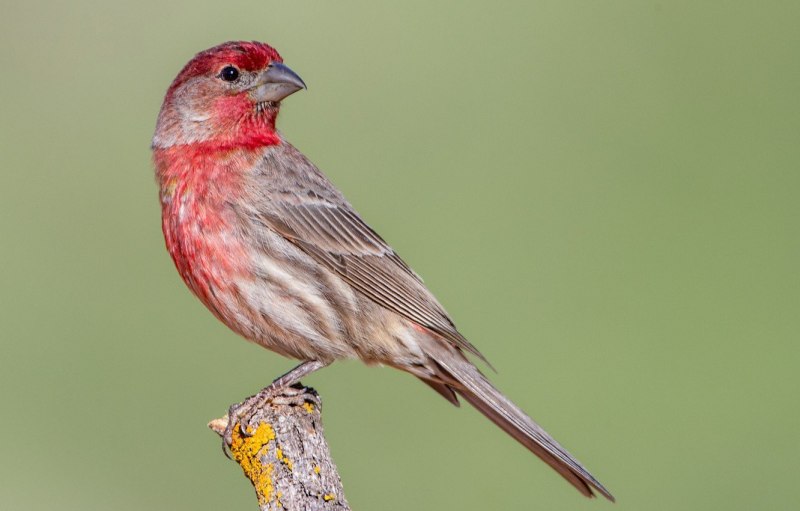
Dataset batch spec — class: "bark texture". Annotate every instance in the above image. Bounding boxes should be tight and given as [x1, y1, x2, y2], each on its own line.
[209, 385, 350, 511]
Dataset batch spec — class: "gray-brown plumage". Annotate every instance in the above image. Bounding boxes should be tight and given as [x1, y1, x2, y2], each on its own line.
[236, 142, 613, 500]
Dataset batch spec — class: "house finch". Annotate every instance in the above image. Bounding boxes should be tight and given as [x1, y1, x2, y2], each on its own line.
[152, 41, 613, 501]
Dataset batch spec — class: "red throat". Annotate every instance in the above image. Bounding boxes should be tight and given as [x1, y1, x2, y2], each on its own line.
[205, 93, 282, 153]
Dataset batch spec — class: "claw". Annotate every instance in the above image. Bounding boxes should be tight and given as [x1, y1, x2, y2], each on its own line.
[221, 402, 242, 459]
[240, 414, 254, 436]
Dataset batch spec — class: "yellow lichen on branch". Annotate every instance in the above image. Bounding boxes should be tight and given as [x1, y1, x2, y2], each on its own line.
[230, 423, 277, 506]
[276, 447, 294, 471]
[209, 387, 350, 510]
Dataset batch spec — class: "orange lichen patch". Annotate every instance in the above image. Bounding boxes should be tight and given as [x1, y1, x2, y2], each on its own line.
[313, 464, 321, 475]
[323, 493, 335, 502]
[276, 447, 294, 471]
[230, 422, 276, 505]
[302, 402, 315, 413]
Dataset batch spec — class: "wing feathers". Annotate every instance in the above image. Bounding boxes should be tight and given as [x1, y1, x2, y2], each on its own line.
[257, 187, 488, 362]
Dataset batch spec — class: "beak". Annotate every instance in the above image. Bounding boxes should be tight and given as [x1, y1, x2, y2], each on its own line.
[251, 62, 306, 103]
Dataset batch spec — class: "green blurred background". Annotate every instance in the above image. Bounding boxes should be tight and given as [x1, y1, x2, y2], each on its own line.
[1, 1, 798, 509]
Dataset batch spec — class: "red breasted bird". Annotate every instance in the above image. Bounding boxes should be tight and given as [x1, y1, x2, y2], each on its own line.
[152, 41, 613, 501]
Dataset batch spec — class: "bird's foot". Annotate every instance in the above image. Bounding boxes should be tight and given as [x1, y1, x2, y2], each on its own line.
[221, 384, 310, 458]
[221, 360, 329, 458]
[222, 385, 278, 458]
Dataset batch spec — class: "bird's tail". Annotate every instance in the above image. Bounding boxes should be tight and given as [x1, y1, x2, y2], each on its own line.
[427, 349, 615, 501]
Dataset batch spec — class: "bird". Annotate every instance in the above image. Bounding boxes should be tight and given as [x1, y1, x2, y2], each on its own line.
[151, 40, 613, 501]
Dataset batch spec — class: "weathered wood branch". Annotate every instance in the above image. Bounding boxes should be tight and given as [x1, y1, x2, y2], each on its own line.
[209, 385, 350, 511]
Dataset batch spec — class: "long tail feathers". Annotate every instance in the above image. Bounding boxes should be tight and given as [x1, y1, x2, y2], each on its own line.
[428, 352, 615, 502]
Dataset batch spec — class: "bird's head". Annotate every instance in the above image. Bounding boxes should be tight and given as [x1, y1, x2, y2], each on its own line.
[152, 41, 305, 150]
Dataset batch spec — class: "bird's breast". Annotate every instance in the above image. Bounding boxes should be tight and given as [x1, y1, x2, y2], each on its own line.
[156, 149, 253, 320]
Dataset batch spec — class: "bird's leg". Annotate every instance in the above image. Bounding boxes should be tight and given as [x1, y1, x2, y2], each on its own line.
[223, 360, 329, 455]
[266, 360, 329, 391]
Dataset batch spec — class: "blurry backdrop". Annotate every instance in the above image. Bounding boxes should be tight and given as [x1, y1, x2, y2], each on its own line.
[1, 1, 798, 510]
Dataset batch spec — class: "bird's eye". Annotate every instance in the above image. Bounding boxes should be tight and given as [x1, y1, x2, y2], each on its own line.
[219, 66, 240, 82]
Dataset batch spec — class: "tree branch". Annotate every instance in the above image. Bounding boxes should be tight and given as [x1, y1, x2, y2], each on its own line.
[209, 385, 350, 510]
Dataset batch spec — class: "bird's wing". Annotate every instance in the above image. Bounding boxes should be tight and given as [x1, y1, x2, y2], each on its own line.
[249, 144, 488, 363]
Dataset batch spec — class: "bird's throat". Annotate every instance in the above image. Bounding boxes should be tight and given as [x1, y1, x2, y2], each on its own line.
[190, 112, 282, 154]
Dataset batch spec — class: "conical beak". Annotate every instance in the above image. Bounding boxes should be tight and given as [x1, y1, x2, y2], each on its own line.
[251, 62, 306, 103]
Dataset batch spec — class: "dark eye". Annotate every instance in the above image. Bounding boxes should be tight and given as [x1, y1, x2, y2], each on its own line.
[219, 66, 240, 82]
